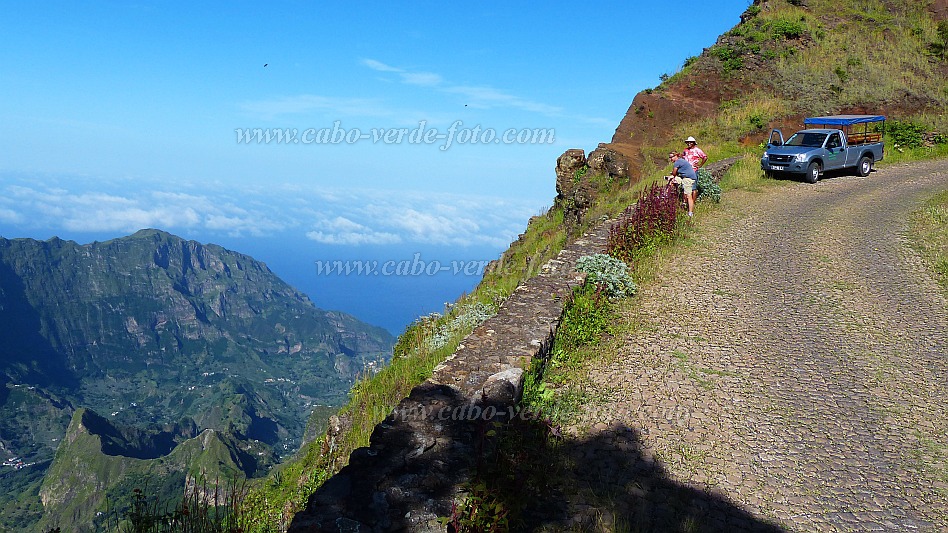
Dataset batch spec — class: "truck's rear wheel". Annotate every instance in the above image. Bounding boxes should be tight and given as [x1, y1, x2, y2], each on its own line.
[856, 156, 872, 177]
[805, 162, 821, 183]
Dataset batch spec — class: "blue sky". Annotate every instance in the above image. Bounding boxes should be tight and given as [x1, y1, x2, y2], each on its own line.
[0, 1, 749, 333]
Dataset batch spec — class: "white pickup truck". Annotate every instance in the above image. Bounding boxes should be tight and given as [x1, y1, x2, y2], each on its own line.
[760, 115, 886, 183]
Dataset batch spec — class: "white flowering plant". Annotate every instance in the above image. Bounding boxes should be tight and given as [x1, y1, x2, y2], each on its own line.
[574, 253, 637, 298]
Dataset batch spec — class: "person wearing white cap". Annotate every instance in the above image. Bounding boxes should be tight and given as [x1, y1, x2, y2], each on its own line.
[682, 136, 707, 206]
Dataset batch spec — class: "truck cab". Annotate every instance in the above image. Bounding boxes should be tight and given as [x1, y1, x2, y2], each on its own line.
[761, 115, 885, 183]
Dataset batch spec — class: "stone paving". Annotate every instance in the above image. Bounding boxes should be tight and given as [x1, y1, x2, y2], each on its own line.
[560, 160, 948, 531]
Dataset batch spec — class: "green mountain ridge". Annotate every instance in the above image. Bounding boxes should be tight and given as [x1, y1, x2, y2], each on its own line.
[36, 407, 263, 533]
[0, 228, 394, 531]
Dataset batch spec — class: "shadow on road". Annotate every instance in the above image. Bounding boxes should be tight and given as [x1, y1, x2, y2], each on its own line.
[289, 385, 787, 532]
[497, 418, 788, 533]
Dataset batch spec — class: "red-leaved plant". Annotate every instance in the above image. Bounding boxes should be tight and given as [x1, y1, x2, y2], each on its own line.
[607, 182, 682, 263]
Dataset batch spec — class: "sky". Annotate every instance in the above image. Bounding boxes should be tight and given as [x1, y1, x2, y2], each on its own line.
[0, 1, 750, 334]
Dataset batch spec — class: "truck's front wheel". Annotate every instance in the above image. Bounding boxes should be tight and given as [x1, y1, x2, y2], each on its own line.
[805, 162, 821, 183]
[856, 156, 872, 177]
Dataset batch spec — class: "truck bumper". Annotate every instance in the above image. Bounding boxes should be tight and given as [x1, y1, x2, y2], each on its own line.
[761, 161, 807, 174]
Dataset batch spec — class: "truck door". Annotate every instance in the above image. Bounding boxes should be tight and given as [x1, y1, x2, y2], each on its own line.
[824, 132, 845, 170]
[842, 132, 860, 167]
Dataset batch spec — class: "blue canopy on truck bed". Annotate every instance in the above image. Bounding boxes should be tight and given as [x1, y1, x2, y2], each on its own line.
[804, 115, 886, 126]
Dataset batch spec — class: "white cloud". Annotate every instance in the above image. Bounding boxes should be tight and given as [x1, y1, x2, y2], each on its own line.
[277, 184, 539, 248]
[204, 214, 286, 237]
[239, 58, 572, 126]
[445, 85, 562, 114]
[361, 58, 402, 72]
[387, 208, 479, 244]
[0, 183, 290, 237]
[400, 71, 443, 87]
[324, 216, 368, 232]
[63, 205, 201, 233]
[360, 58, 562, 116]
[305, 215, 402, 246]
[305, 230, 401, 245]
[0, 207, 23, 224]
[0, 177, 540, 248]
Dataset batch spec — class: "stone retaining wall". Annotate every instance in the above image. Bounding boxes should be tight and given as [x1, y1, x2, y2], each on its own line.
[288, 221, 613, 532]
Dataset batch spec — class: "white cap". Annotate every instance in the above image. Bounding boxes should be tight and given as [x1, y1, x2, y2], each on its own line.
[685, 136, 697, 143]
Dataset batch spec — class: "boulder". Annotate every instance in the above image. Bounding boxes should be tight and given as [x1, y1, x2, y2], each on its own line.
[586, 144, 630, 180]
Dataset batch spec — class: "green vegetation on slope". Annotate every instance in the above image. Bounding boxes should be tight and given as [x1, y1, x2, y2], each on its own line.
[909, 189, 948, 292]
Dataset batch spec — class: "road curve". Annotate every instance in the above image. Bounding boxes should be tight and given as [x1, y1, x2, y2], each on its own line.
[568, 159, 948, 531]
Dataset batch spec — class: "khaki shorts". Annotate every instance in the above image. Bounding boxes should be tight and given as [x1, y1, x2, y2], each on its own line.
[672, 176, 697, 195]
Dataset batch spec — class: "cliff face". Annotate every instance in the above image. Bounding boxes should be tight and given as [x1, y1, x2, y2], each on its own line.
[0, 229, 394, 531]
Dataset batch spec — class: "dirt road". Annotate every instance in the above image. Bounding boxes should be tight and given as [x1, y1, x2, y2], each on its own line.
[563, 159, 948, 532]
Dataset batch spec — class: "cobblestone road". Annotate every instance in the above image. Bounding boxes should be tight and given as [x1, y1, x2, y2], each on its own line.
[564, 160, 948, 532]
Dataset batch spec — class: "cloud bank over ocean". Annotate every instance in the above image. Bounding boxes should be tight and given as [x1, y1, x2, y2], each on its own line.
[0, 174, 540, 249]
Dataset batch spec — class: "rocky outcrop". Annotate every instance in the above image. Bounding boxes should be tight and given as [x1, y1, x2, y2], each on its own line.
[587, 144, 631, 180]
[704, 155, 744, 183]
[555, 145, 631, 229]
[554, 148, 592, 228]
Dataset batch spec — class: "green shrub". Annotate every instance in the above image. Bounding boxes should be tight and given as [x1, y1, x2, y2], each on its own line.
[888, 120, 925, 148]
[930, 22, 948, 59]
[575, 254, 637, 298]
[749, 112, 767, 130]
[938, 21, 948, 59]
[697, 169, 722, 203]
[710, 46, 745, 74]
[722, 57, 743, 74]
[573, 164, 588, 182]
[768, 18, 806, 40]
[834, 65, 849, 83]
[442, 480, 510, 532]
[421, 301, 497, 352]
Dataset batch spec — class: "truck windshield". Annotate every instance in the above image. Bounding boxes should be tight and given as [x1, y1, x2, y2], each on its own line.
[784, 132, 827, 148]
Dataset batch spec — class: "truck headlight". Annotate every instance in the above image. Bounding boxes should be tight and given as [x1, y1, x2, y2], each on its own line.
[794, 153, 808, 162]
